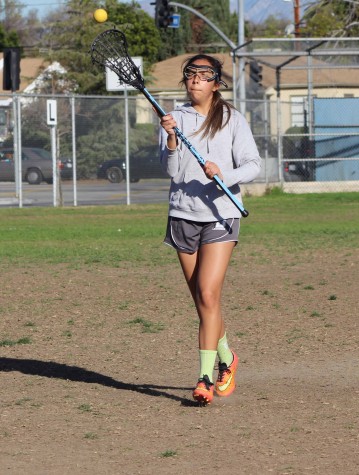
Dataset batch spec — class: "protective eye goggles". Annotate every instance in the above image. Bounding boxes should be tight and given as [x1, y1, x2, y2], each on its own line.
[184, 64, 218, 82]
[183, 64, 228, 87]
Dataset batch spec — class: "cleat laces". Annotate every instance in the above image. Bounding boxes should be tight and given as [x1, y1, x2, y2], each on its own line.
[198, 374, 212, 389]
[217, 362, 230, 382]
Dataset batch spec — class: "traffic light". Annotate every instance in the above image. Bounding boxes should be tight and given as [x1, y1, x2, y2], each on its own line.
[154, 0, 172, 28]
[249, 60, 263, 89]
[3, 47, 21, 92]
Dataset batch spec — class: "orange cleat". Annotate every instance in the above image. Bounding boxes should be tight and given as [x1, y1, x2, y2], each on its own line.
[193, 375, 214, 405]
[215, 351, 239, 397]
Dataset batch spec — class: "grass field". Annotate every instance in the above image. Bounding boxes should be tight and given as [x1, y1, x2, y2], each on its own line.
[0, 191, 358, 474]
[1, 191, 358, 264]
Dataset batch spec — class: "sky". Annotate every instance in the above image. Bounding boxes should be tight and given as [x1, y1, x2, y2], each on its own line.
[20, 0, 66, 17]
[19, 0, 302, 21]
[20, 0, 132, 17]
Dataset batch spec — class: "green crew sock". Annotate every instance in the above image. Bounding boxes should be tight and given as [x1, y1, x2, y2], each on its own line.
[199, 349, 217, 383]
[217, 333, 233, 366]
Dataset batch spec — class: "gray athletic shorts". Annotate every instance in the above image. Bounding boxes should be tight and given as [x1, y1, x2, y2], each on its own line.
[164, 217, 240, 254]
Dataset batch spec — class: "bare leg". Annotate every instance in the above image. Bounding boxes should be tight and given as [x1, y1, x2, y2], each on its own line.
[178, 242, 235, 350]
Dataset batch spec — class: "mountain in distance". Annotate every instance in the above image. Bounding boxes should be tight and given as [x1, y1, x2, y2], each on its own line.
[139, 0, 292, 22]
[237, 0, 293, 22]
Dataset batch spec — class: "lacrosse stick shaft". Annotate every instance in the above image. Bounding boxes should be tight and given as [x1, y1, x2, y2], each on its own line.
[142, 88, 249, 218]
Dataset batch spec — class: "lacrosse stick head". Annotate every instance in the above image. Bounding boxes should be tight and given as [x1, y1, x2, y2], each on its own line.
[90, 28, 145, 90]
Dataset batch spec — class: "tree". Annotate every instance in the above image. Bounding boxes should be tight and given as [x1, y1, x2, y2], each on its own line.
[157, 12, 192, 60]
[185, 0, 233, 51]
[19, 10, 46, 51]
[302, 0, 359, 37]
[0, 24, 19, 48]
[155, 0, 235, 57]
[0, 0, 42, 49]
[247, 15, 289, 38]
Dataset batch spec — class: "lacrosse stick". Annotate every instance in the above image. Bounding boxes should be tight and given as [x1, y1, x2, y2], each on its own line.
[90, 28, 249, 217]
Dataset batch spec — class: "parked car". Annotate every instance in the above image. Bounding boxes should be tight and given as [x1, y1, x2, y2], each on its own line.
[29, 147, 73, 181]
[97, 147, 167, 183]
[0, 147, 73, 184]
[58, 158, 73, 180]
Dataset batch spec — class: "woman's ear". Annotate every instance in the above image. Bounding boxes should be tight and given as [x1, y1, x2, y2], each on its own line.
[212, 82, 220, 92]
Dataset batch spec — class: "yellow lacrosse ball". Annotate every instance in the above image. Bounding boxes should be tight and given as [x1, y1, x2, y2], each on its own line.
[93, 8, 108, 23]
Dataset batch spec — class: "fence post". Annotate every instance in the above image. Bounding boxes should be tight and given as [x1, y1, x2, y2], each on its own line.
[263, 98, 269, 185]
[15, 96, 23, 207]
[124, 88, 130, 205]
[71, 95, 78, 206]
[12, 94, 23, 207]
[277, 96, 283, 183]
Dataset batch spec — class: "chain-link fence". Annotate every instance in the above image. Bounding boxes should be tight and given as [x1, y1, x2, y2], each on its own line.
[1, 92, 358, 207]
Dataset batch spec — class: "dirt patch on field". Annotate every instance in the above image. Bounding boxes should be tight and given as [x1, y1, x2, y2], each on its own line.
[0, 246, 358, 474]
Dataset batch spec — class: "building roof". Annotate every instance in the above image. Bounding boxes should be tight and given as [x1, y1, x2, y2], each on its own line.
[260, 55, 359, 90]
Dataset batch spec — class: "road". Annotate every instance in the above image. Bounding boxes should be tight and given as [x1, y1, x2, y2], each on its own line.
[0, 179, 171, 208]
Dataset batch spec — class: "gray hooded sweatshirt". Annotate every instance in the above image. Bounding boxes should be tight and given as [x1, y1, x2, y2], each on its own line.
[160, 103, 261, 222]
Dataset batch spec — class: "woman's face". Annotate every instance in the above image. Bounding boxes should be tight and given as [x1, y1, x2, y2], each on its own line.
[184, 59, 220, 106]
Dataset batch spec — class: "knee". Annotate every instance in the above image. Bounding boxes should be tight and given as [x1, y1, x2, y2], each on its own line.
[196, 287, 220, 310]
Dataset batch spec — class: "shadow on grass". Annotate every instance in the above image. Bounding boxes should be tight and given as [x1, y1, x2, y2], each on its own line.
[0, 357, 198, 407]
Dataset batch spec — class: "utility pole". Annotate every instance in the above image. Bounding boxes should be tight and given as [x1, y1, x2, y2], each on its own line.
[284, 0, 301, 37]
[294, 0, 301, 37]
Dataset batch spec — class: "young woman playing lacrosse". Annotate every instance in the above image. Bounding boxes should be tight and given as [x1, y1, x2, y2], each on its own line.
[159, 54, 261, 405]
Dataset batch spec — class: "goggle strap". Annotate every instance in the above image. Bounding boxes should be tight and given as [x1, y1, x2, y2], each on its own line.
[218, 79, 228, 88]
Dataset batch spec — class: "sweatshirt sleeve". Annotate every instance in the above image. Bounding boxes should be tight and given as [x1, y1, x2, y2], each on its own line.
[221, 113, 261, 188]
[159, 121, 181, 177]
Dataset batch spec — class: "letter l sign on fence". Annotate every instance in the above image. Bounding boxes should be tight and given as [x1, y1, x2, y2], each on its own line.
[47, 99, 57, 126]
